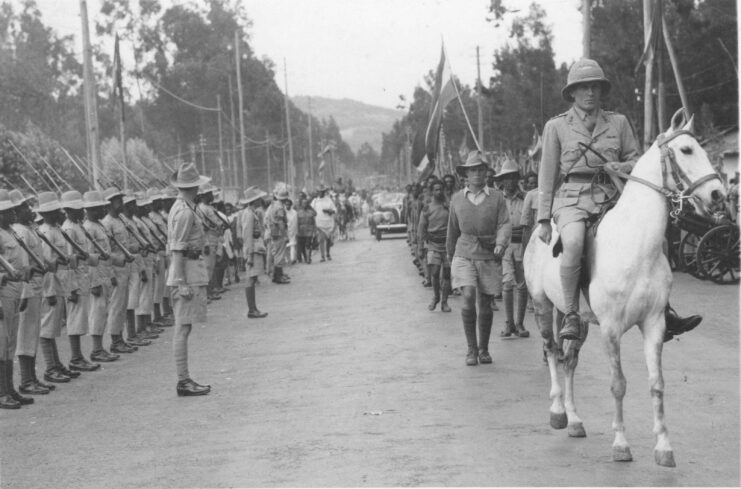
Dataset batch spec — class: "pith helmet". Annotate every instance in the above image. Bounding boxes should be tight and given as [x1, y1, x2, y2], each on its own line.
[8, 189, 33, 208]
[562, 58, 611, 102]
[493, 158, 520, 180]
[0, 190, 14, 212]
[455, 150, 489, 178]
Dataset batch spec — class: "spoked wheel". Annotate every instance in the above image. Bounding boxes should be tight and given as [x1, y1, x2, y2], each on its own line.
[678, 232, 702, 278]
[696, 225, 740, 284]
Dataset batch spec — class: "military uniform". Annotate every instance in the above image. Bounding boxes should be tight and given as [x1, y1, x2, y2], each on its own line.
[147, 210, 168, 314]
[83, 220, 116, 339]
[14, 223, 50, 359]
[132, 214, 156, 319]
[61, 218, 94, 337]
[241, 205, 266, 278]
[0, 226, 26, 363]
[102, 213, 132, 339]
[537, 106, 639, 230]
[197, 201, 222, 291]
[38, 222, 70, 341]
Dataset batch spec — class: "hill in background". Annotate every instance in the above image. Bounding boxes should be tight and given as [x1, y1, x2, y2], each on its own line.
[292, 96, 403, 153]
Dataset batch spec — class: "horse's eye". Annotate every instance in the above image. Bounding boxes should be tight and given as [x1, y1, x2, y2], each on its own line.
[680, 146, 693, 155]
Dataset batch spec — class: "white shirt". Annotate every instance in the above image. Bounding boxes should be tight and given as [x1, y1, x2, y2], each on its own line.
[463, 185, 490, 206]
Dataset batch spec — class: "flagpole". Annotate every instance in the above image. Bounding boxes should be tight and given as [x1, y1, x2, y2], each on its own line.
[442, 42, 481, 152]
[80, 0, 101, 190]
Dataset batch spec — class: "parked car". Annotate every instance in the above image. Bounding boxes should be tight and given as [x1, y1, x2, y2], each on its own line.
[369, 191, 406, 240]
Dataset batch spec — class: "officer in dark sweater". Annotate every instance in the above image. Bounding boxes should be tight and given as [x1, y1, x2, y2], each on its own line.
[447, 151, 511, 366]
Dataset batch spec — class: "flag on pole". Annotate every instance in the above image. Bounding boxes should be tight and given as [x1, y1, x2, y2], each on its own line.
[411, 130, 433, 182]
[425, 44, 458, 164]
[527, 125, 541, 159]
[112, 34, 125, 122]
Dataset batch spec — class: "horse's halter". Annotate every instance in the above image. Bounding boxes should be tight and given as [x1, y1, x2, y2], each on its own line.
[579, 130, 721, 218]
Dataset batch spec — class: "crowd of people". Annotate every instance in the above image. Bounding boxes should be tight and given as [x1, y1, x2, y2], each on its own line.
[0, 162, 366, 407]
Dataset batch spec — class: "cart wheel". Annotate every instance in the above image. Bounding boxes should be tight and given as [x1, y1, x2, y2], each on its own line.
[678, 232, 702, 278]
[696, 225, 740, 284]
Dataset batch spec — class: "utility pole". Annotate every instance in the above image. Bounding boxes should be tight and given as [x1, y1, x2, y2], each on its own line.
[234, 31, 248, 188]
[656, 0, 667, 133]
[476, 46, 484, 150]
[643, 0, 656, 150]
[199, 134, 206, 175]
[266, 130, 272, 193]
[308, 97, 314, 190]
[80, 0, 101, 190]
[216, 95, 225, 186]
[582, 0, 591, 57]
[283, 59, 295, 194]
[190, 144, 196, 167]
[228, 75, 238, 187]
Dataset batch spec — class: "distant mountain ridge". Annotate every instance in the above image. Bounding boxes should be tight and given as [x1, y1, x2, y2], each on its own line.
[292, 96, 404, 153]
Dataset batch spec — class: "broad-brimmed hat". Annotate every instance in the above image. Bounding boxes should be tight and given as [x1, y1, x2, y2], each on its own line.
[8, 189, 33, 208]
[34, 191, 62, 213]
[240, 187, 266, 205]
[562, 58, 611, 102]
[493, 158, 520, 180]
[60, 190, 85, 209]
[123, 191, 137, 205]
[456, 151, 489, 177]
[83, 190, 109, 208]
[198, 182, 215, 195]
[0, 189, 14, 212]
[170, 162, 210, 189]
[317, 183, 329, 193]
[103, 187, 124, 201]
[135, 191, 152, 207]
[147, 187, 163, 201]
[161, 187, 177, 199]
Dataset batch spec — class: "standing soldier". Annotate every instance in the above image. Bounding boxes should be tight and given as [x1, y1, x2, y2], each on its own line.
[146, 188, 171, 327]
[167, 162, 212, 396]
[133, 193, 162, 340]
[36, 192, 81, 382]
[197, 184, 224, 301]
[82, 190, 120, 362]
[493, 159, 530, 338]
[240, 187, 269, 318]
[102, 187, 138, 354]
[61, 191, 101, 371]
[265, 187, 291, 284]
[417, 180, 452, 312]
[447, 151, 511, 366]
[121, 194, 154, 346]
[10, 190, 56, 394]
[159, 188, 177, 321]
[0, 189, 34, 408]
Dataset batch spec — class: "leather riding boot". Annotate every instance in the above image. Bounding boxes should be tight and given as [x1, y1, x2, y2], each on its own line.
[0, 361, 21, 409]
[478, 306, 493, 364]
[515, 287, 530, 338]
[500, 289, 515, 337]
[559, 312, 581, 341]
[664, 304, 702, 342]
[246, 287, 268, 318]
[440, 279, 451, 312]
[6, 361, 33, 405]
[559, 263, 581, 340]
[461, 308, 478, 366]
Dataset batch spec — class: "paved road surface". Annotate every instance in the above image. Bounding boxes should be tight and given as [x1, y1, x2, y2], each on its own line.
[1, 231, 738, 487]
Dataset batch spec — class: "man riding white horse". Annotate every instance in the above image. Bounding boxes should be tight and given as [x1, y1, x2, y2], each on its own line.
[536, 58, 701, 342]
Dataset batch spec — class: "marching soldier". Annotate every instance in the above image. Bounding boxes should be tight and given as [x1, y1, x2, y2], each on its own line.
[10, 190, 56, 395]
[102, 187, 138, 354]
[167, 162, 211, 396]
[61, 190, 101, 372]
[82, 190, 120, 362]
[37, 192, 81, 383]
[417, 180, 451, 313]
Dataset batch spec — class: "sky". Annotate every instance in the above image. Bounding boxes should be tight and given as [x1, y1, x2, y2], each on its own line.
[28, 0, 584, 109]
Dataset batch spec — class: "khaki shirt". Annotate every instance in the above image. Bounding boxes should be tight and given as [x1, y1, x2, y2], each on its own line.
[504, 191, 526, 261]
[167, 196, 208, 286]
[0, 227, 29, 299]
[84, 219, 117, 287]
[198, 202, 223, 245]
[537, 106, 640, 222]
[62, 219, 98, 292]
[241, 207, 266, 257]
[38, 223, 71, 295]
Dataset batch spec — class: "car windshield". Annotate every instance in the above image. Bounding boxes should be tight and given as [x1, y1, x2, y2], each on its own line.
[374, 192, 404, 208]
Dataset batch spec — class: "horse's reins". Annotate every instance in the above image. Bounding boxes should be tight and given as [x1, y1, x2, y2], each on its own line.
[577, 130, 721, 218]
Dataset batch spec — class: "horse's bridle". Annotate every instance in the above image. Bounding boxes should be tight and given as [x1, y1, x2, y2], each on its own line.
[579, 130, 722, 218]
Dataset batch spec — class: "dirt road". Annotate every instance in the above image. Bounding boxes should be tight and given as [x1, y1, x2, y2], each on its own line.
[1, 231, 738, 487]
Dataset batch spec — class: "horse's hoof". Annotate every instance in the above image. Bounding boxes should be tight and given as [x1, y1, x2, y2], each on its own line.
[654, 449, 676, 467]
[550, 412, 568, 430]
[612, 446, 633, 462]
[567, 422, 586, 438]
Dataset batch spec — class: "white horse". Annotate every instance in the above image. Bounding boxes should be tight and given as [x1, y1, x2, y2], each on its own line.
[524, 109, 726, 467]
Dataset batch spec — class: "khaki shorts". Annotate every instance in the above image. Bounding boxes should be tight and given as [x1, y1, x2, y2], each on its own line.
[451, 256, 502, 296]
[248, 254, 265, 278]
[172, 285, 207, 326]
[503, 247, 526, 289]
[426, 249, 450, 267]
[66, 293, 90, 336]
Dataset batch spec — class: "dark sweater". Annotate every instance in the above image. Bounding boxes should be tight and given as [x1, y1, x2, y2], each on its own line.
[446, 188, 511, 260]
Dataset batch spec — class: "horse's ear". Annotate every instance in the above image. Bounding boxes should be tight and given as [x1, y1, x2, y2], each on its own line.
[669, 108, 686, 132]
[682, 114, 695, 133]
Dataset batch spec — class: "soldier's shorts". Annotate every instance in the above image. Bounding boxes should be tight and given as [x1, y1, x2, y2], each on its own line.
[451, 256, 502, 296]
[426, 249, 450, 267]
[172, 285, 207, 326]
[0, 297, 19, 360]
[66, 293, 90, 336]
[127, 268, 141, 310]
[136, 271, 154, 316]
[502, 247, 526, 291]
[248, 254, 265, 279]
[89, 285, 109, 336]
[17, 296, 41, 357]
[40, 295, 65, 339]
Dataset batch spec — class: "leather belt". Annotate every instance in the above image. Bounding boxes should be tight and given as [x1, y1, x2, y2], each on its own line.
[183, 249, 202, 260]
[563, 173, 595, 183]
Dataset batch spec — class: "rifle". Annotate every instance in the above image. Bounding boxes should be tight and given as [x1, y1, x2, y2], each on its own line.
[120, 217, 156, 253]
[59, 226, 90, 260]
[146, 222, 166, 250]
[81, 225, 110, 261]
[105, 227, 135, 263]
[8, 227, 46, 273]
[33, 226, 70, 266]
[0, 254, 19, 278]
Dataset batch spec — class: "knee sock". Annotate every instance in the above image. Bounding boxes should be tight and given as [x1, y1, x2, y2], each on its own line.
[516, 287, 529, 325]
[50, 339, 63, 368]
[92, 334, 104, 352]
[69, 335, 82, 362]
[559, 264, 581, 315]
[503, 288, 514, 324]
[18, 355, 35, 385]
[461, 308, 478, 351]
[173, 324, 191, 382]
[477, 306, 493, 351]
[111, 333, 122, 345]
[126, 311, 137, 339]
[430, 266, 440, 301]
